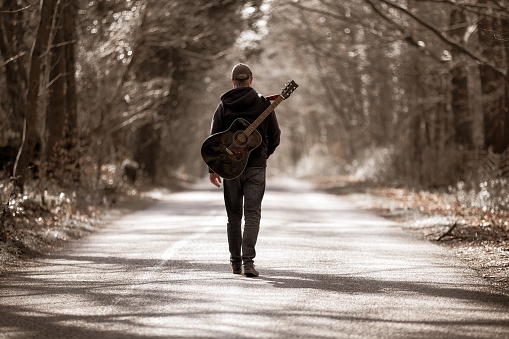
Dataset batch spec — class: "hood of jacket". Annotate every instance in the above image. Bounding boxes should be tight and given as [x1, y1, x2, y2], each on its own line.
[220, 87, 258, 111]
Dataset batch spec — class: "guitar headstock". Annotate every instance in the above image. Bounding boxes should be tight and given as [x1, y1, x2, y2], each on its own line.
[280, 80, 298, 99]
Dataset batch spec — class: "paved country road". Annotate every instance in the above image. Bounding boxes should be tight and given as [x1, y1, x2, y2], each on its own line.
[1, 179, 508, 338]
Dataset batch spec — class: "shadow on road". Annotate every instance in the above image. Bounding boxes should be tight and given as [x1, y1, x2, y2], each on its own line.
[2, 253, 509, 338]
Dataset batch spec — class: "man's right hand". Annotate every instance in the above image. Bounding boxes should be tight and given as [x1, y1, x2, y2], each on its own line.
[209, 173, 221, 187]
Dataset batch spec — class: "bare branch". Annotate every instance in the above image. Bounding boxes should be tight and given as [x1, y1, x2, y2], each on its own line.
[364, 0, 447, 63]
[0, 0, 40, 13]
[436, 222, 458, 241]
[367, 0, 509, 84]
[416, 0, 509, 19]
[108, 110, 157, 136]
[178, 47, 232, 61]
[287, 1, 349, 23]
[0, 51, 26, 68]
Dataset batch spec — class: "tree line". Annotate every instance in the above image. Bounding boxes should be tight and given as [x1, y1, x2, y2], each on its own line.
[0, 0, 265, 195]
[1, 0, 509, 205]
[262, 0, 509, 196]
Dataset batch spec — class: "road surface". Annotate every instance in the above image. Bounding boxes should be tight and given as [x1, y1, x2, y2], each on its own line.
[1, 179, 508, 338]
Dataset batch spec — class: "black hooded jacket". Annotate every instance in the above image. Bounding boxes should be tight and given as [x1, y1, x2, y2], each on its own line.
[209, 86, 281, 169]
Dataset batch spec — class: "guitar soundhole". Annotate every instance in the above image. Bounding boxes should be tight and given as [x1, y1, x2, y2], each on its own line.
[233, 131, 248, 147]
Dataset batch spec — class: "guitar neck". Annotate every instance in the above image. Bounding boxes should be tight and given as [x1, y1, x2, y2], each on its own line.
[244, 95, 284, 136]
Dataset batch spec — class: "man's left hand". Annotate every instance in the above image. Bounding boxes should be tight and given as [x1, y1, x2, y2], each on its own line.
[209, 173, 221, 187]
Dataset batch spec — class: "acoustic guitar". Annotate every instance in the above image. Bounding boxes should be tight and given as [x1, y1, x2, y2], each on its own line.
[201, 80, 298, 179]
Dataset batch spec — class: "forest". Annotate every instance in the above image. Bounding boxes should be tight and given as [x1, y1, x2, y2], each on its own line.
[1, 0, 509, 253]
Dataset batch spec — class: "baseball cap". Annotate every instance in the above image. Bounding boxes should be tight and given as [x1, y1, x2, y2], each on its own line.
[231, 63, 252, 80]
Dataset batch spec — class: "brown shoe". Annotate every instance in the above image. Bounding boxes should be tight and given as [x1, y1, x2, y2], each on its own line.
[230, 263, 242, 275]
[243, 266, 259, 277]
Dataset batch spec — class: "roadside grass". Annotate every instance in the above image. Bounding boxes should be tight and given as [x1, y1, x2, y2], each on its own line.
[0, 180, 156, 273]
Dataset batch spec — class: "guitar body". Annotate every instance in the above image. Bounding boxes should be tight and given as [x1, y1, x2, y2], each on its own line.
[201, 118, 262, 179]
[201, 80, 298, 180]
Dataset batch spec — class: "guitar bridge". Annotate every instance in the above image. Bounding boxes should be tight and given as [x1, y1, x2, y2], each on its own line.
[225, 147, 234, 156]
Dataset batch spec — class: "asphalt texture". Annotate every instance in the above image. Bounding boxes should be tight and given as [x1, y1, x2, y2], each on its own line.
[1, 178, 508, 338]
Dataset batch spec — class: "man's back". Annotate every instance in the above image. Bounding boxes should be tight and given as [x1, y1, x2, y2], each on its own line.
[211, 86, 280, 168]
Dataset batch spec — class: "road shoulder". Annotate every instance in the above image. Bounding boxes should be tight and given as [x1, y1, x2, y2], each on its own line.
[314, 176, 509, 293]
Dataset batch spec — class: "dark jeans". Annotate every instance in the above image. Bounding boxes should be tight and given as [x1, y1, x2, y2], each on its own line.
[223, 167, 266, 267]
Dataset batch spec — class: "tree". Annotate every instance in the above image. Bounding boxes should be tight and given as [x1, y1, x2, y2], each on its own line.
[13, 0, 59, 192]
[0, 0, 28, 173]
[449, 8, 473, 148]
[72, 0, 267, 186]
[477, 0, 509, 153]
[267, 0, 509, 187]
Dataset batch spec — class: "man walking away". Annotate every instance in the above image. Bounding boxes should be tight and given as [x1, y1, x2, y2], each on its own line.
[208, 63, 281, 277]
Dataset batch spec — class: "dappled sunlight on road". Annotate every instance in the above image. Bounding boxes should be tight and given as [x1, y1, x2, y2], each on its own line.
[1, 178, 508, 338]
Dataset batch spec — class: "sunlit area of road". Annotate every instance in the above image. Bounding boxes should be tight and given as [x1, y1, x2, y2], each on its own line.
[1, 180, 508, 338]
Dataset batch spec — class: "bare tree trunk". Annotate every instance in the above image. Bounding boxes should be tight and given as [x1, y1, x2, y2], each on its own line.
[37, 0, 79, 187]
[449, 8, 473, 148]
[44, 2, 66, 181]
[62, 0, 79, 183]
[478, 0, 508, 153]
[0, 0, 27, 147]
[405, 48, 425, 183]
[13, 0, 58, 192]
[134, 123, 160, 183]
[502, 18, 509, 151]
[43, 0, 78, 186]
[93, 1, 150, 186]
